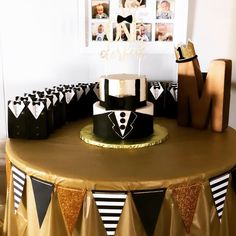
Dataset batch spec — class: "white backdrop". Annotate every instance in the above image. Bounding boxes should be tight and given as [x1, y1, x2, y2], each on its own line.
[188, 0, 236, 130]
[0, 0, 236, 139]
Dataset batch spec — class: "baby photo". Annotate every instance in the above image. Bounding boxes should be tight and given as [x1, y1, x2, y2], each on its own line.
[120, 0, 146, 8]
[91, 0, 110, 19]
[156, 0, 175, 19]
[155, 23, 173, 41]
[113, 23, 131, 41]
[91, 23, 108, 41]
[136, 23, 152, 42]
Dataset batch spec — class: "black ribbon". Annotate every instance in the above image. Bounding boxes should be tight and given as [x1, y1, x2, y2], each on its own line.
[37, 92, 45, 98]
[32, 101, 41, 106]
[117, 15, 133, 24]
[100, 97, 146, 111]
[46, 95, 53, 99]
[20, 97, 29, 102]
[176, 55, 198, 63]
[13, 101, 21, 105]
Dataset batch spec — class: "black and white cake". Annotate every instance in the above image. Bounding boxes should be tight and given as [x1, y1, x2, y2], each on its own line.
[93, 74, 154, 140]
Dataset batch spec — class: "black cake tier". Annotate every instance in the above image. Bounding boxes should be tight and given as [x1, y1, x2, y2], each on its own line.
[93, 101, 154, 140]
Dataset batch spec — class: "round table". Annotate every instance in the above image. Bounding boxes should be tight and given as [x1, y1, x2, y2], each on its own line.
[4, 118, 236, 236]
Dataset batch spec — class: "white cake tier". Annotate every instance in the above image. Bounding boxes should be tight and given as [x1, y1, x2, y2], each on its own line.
[93, 101, 154, 116]
[99, 74, 147, 102]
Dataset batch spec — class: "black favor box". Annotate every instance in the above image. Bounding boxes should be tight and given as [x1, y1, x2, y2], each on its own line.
[51, 92, 66, 128]
[39, 96, 55, 134]
[148, 81, 178, 118]
[64, 88, 78, 121]
[84, 83, 100, 116]
[27, 100, 49, 139]
[8, 100, 29, 139]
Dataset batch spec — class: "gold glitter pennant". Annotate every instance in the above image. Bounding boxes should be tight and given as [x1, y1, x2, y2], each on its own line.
[5, 158, 11, 191]
[172, 182, 202, 233]
[57, 186, 86, 235]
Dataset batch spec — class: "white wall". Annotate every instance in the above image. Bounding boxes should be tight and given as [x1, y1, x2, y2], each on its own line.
[0, 0, 236, 139]
[0, 48, 7, 139]
[188, 0, 236, 128]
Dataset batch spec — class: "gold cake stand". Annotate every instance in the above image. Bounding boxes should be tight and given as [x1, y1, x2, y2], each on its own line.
[80, 123, 168, 149]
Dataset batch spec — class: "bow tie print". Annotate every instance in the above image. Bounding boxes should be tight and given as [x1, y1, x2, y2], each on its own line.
[117, 15, 133, 24]
[13, 101, 21, 105]
[32, 101, 41, 106]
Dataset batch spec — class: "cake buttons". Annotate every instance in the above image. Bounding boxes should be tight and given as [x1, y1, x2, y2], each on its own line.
[120, 118, 126, 123]
[113, 111, 132, 138]
[120, 125, 126, 130]
[120, 112, 126, 117]
[120, 113, 126, 130]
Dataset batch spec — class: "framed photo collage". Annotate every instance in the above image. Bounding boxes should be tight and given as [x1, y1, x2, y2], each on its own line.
[83, 0, 188, 53]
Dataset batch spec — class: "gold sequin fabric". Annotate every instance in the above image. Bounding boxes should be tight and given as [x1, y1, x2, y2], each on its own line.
[57, 186, 86, 235]
[5, 158, 11, 191]
[172, 182, 202, 233]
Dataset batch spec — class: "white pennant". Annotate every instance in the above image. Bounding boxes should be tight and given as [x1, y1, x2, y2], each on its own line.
[46, 98, 51, 109]
[168, 83, 178, 101]
[52, 94, 58, 105]
[8, 101, 25, 118]
[65, 90, 75, 104]
[58, 92, 64, 102]
[28, 102, 45, 119]
[76, 87, 84, 101]
[150, 82, 164, 100]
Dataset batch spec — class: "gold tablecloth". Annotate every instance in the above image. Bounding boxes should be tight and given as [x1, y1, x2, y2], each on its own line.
[3, 118, 236, 236]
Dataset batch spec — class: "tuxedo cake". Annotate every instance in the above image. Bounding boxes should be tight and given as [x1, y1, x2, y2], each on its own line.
[93, 74, 154, 140]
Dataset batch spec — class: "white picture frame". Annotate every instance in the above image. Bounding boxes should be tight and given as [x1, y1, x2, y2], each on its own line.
[78, 0, 189, 54]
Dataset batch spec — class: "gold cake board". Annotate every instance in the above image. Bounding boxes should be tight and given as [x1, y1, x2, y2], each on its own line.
[80, 123, 168, 149]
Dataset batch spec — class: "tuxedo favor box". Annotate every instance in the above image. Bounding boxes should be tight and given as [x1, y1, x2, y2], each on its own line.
[27, 100, 49, 139]
[8, 99, 49, 139]
[8, 100, 29, 138]
[148, 81, 178, 118]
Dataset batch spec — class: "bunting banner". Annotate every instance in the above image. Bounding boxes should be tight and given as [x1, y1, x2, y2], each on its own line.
[31, 177, 54, 227]
[92, 191, 127, 236]
[230, 166, 236, 193]
[12, 165, 26, 213]
[209, 172, 230, 222]
[132, 189, 166, 236]
[5, 158, 11, 191]
[57, 186, 86, 236]
[172, 182, 202, 233]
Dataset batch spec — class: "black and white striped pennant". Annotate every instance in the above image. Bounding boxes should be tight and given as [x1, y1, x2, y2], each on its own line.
[12, 165, 26, 213]
[92, 191, 127, 236]
[209, 172, 230, 222]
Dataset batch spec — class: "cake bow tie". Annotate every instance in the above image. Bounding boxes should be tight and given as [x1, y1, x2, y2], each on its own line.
[117, 15, 133, 24]
[32, 101, 41, 106]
